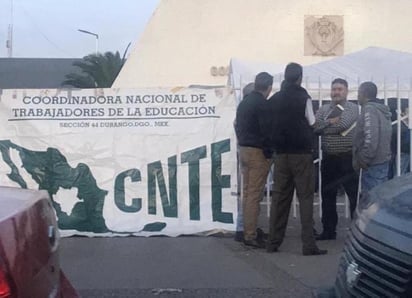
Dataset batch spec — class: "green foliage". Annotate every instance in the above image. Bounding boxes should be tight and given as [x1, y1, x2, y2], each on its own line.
[63, 51, 125, 88]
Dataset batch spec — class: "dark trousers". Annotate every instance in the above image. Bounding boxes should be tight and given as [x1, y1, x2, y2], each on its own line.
[268, 154, 317, 251]
[321, 153, 359, 234]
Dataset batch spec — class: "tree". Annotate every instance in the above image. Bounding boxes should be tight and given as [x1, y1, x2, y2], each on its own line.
[63, 51, 125, 88]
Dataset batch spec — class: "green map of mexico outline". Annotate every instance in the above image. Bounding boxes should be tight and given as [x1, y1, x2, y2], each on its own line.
[0, 139, 170, 234]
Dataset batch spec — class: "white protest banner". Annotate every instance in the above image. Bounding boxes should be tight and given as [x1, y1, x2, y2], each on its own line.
[0, 87, 238, 236]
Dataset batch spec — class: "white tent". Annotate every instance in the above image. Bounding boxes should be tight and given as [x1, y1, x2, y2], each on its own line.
[229, 47, 412, 101]
[298, 47, 412, 97]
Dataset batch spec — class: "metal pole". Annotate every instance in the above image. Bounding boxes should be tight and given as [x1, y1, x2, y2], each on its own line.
[397, 78, 401, 177]
[318, 76, 323, 218]
[409, 79, 412, 173]
[266, 166, 272, 217]
[78, 29, 99, 54]
[7, 0, 13, 57]
[95, 35, 99, 54]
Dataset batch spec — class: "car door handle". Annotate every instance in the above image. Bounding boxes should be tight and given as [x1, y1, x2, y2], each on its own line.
[48, 225, 59, 252]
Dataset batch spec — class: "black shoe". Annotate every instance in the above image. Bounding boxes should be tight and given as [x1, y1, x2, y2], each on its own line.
[234, 231, 244, 242]
[316, 232, 336, 241]
[256, 228, 268, 241]
[243, 239, 266, 249]
[266, 243, 278, 253]
[302, 247, 328, 256]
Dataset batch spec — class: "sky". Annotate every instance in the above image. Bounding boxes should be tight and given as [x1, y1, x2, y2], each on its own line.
[0, 0, 160, 58]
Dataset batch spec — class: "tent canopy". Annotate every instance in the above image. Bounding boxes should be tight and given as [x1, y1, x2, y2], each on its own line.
[229, 47, 412, 101]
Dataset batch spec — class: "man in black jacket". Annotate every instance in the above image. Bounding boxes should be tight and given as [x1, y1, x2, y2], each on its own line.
[235, 72, 273, 248]
[265, 63, 327, 255]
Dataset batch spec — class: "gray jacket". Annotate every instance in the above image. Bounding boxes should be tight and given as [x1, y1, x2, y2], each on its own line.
[353, 100, 392, 170]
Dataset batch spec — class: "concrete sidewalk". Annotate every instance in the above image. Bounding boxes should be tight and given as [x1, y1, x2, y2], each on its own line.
[60, 205, 351, 297]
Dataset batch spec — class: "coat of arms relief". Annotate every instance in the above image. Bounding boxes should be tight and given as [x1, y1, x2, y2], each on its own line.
[304, 15, 344, 56]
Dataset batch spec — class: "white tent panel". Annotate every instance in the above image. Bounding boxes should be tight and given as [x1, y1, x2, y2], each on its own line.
[230, 47, 412, 100]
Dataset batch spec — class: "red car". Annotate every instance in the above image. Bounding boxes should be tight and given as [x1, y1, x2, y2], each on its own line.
[0, 186, 78, 298]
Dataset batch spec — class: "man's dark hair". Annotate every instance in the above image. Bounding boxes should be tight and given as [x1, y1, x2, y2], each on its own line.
[254, 72, 273, 92]
[360, 81, 378, 99]
[284, 62, 302, 83]
[242, 82, 255, 98]
[331, 78, 348, 88]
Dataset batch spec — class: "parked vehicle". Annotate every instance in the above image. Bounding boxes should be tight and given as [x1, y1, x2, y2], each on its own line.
[335, 174, 412, 297]
[0, 186, 78, 298]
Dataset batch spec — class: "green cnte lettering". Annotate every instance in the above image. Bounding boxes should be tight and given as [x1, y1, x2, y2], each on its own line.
[181, 146, 207, 220]
[147, 156, 178, 217]
[211, 139, 233, 223]
[114, 169, 142, 212]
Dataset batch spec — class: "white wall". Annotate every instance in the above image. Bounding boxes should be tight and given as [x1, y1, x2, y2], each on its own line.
[113, 0, 412, 88]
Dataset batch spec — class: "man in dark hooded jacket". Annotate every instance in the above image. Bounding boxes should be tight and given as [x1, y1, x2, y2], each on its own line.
[353, 81, 392, 194]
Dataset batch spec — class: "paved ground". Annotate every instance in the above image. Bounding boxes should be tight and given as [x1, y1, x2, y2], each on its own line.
[60, 202, 351, 297]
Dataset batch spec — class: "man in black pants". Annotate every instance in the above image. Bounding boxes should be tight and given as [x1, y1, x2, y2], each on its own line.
[265, 63, 327, 255]
[314, 78, 359, 240]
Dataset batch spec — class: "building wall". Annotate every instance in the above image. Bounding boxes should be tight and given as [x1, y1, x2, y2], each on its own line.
[113, 0, 412, 88]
